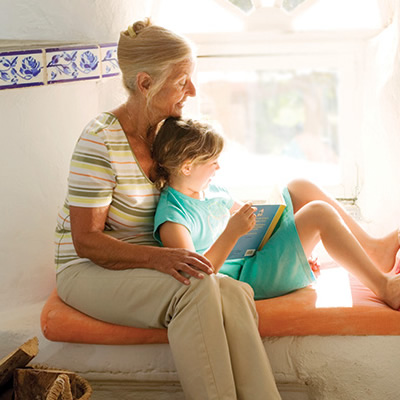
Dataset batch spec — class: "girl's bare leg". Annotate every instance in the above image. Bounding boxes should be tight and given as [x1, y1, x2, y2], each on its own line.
[294, 200, 400, 310]
[288, 179, 400, 273]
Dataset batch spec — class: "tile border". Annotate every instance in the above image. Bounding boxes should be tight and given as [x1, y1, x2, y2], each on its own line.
[100, 43, 120, 78]
[0, 48, 45, 90]
[46, 45, 101, 84]
[0, 43, 120, 91]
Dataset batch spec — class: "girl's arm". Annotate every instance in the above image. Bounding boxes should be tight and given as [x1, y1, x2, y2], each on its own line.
[230, 200, 244, 213]
[158, 203, 256, 273]
[158, 222, 197, 254]
[203, 202, 256, 272]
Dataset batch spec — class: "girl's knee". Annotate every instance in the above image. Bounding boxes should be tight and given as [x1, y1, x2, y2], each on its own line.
[287, 178, 319, 212]
[287, 178, 314, 194]
[303, 200, 339, 222]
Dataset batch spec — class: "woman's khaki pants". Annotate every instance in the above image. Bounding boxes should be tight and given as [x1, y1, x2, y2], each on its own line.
[57, 262, 281, 400]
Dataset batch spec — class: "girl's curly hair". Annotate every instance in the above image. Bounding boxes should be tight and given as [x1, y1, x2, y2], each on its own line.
[152, 117, 224, 190]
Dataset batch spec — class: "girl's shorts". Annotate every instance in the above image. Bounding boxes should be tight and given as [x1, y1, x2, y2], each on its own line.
[219, 187, 315, 300]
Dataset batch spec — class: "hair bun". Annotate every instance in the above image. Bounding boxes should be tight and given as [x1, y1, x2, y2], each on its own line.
[124, 18, 152, 38]
[132, 18, 152, 34]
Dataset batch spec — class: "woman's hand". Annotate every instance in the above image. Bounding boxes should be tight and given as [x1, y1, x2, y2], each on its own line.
[150, 247, 215, 285]
[226, 202, 257, 239]
[157, 222, 215, 284]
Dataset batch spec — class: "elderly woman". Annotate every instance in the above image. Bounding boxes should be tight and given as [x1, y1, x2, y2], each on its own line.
[54, 19, 281, 400]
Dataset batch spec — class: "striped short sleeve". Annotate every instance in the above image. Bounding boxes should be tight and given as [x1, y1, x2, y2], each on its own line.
[54, 113, 160, 274]
[68, 116, 116, 208]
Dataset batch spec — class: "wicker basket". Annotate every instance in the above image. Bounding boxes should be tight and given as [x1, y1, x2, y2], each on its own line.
[13, 366, 92, 400]
[45, 372, 92, 400]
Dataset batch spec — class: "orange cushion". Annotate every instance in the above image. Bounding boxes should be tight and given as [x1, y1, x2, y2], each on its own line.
[257, 282, 400, 336]
[41, 289, 168, 345]
[41, 268, 400, 345]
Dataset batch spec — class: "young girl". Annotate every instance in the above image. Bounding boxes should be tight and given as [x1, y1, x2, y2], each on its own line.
[152, 117, 400, 309]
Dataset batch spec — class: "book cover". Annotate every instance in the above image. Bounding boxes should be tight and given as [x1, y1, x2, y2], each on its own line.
[227, 191, 286, 260]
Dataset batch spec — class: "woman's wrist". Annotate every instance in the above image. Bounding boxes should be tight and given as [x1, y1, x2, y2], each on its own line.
[73, 229, 161, 270]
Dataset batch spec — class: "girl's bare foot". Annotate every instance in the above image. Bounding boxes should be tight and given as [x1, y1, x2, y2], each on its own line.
[367, 229, 400, 273]
[382, 274, 400, 310]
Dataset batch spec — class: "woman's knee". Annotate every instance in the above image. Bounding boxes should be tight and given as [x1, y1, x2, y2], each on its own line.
[219, 276, 257, 310]
[189, 274, 255, 306]
[219, 274, 254, 298]
[218, 275, 259, 324]
[182, 273, 222, 305]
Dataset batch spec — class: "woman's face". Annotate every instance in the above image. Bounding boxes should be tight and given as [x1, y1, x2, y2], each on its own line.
[150, 58, 196, 120]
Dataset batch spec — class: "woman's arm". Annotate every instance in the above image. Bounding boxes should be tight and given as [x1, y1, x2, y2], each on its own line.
[158, 203, 256, 273]
[70, 205, 214, 285]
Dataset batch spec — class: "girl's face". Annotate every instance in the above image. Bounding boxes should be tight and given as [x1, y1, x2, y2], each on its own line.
[184, 157, 221, 193]
[150, 58, 196, 120]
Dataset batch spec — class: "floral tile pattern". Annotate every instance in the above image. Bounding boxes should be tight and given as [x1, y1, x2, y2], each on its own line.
[0, 49, 44, 89]
[0, 43, 120, 90]
[46, 45, 101, 84]
[100, 44, 120, 77]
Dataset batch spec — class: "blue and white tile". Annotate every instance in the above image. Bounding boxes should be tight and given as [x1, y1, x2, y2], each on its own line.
[100, 43, 120, 78]
[46, 45, 100, 84]
[0, 49, 44, 90]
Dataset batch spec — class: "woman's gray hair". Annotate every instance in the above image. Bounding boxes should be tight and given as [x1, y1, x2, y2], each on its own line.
[118, 18, 195, 104]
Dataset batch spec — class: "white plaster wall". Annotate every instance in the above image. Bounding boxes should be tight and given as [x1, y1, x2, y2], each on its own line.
[0, 0, 152, 43]
[0, 78, 128, 308]
[1, 1, 400, 399]
[0, 0, 148, 308]
[0, 0, 399, 311]
[358, 0, 400, 233]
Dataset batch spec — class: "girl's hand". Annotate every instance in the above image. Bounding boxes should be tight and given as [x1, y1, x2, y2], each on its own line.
[226, 202, 257, 239]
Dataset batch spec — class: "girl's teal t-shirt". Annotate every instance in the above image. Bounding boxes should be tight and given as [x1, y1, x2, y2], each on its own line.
[153, 184, 234, 254]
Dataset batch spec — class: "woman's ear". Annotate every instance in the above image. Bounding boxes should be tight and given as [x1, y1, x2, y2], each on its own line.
[136, 72, 152, 95]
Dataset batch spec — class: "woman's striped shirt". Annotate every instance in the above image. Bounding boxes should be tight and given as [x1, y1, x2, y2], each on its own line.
[55, 112, 160, 273]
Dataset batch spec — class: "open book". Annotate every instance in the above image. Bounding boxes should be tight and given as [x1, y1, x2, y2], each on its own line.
[227, 188, 286, 260]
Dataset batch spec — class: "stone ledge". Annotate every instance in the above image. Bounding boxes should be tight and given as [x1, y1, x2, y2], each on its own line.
[2, 302, 400, 399]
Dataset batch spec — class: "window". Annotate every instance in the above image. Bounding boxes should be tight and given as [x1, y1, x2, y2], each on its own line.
[154, 0, 379, 200]
[193, 61, 340, 199]
[185, 50, 361, 200]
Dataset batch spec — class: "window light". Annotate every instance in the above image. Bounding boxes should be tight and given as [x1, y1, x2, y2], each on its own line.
[227, 0, 308, 13]
[154, 0, 385, 34]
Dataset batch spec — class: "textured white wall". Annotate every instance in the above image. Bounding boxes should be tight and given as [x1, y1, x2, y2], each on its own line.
[1, 0, 399, 307]
[0, 0, 147, 307]
[1, 2, 400, 399]
[0, 0, 151, 43]
[0, 77, 127, 307]
[358, 0, 400, 233]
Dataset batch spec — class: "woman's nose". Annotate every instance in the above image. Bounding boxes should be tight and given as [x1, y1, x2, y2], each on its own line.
[187, 79, 196, 97]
